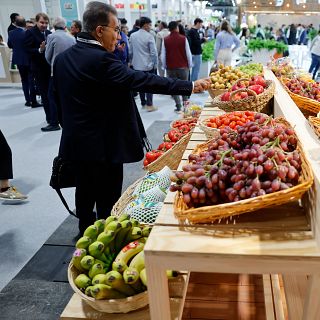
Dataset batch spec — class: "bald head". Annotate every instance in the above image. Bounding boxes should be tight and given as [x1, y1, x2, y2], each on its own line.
[15, 16, 26, 28]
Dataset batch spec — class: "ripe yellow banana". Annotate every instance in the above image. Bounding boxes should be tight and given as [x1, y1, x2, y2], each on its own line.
[91, 284, 126, 300]
[114, 238, 145, 266]
[140, 268, 147, 287]
[105, 270, 136, 296]
[129, 251, 145, 273]
[114, 220, 132, 253]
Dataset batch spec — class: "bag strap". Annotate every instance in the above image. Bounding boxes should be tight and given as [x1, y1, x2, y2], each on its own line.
[55, 188, 77, 217]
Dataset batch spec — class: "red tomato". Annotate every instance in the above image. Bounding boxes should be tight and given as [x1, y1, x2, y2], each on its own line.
[143, 159, 149, 167]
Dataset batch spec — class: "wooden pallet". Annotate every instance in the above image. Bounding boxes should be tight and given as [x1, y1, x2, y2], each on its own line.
[60, 273, 287, 320]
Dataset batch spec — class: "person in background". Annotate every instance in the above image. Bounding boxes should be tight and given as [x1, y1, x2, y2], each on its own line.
[0, 130, 27, 202]
[7, 13, 19, 34]
[53, 1, 210, 234]
[45, 17, 75, 132]
[70, 20, 82, 38]
[188, 18, 207, 81]
[287, 24, 297, 45]
[114, 19, 129, 65]
[268, 27, 275, 40]
[8, 16, 39, 108]
[24, 13, 52, 131]
[120, 18, 127, 28]
[156, 21, 170, 77]
[161, 21, 192, 112]
[179, 24, 186, 36]
[206, 24, 214, 40]
[121, 25, 129, 36]
[130, 16, 158, 112]
[308, 30, 320, 80]
[298, 25, 308, 45]
[276, 29, 289, 57]
[255, 24, 265, 39]
[26, 20, 35, 30]
[296, 24, 303, 43]
[214, 20, 240, 67]
[128, 19, 140, 37]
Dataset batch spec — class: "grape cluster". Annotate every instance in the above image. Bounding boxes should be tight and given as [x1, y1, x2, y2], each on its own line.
[170, 113, 302, 208]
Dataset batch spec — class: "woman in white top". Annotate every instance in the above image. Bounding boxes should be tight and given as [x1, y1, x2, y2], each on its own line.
[214, 21, 240, 66]
[309, 31, 320, 80]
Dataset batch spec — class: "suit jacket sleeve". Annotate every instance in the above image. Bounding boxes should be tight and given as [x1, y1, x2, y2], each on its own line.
[45, 34, 54, 64]
[102, 54, 192, 96]
[24, 29, 41, 56]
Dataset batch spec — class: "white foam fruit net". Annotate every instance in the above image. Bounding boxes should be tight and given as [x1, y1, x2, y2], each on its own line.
[128, 202, 163, 224]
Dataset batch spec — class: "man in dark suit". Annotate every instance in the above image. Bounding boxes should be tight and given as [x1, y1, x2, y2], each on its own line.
[24, 13, 53, 131]
[53, 1, 210, 234]
[8, 16, 39, 107]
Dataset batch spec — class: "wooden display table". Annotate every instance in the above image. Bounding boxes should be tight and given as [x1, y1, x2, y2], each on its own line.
[144, 70, 320, 320]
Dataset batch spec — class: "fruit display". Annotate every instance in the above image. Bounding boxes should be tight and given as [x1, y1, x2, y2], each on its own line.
[170, 112, 302, 208]
[282, 78, 320, 102]
[204, 111, 255, 130]
[238, 63, 263, 77]
[184, 103, 203, 118]
[269, 57, 294, 78]
[143, 118, 197, 167]
[210, 65, 246, 90]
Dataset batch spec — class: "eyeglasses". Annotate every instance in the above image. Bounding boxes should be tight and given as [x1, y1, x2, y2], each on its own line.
[100, 25, 121, 35]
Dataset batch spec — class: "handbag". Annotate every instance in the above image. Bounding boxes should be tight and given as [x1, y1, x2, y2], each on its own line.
[50, 156, 77, 217]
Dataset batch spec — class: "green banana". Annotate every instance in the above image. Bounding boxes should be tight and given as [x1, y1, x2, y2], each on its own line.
[140, 268, 147, 287]
[88, 241, 108, 262]
[74, 274, 91, 289]
[118, 213, 130, 222]
[114, 220, 132, 253]
[75, 236, 92, 250]
[142, 226, 152, 238]
[105, 271, 136, 296]
[71, 248, 87, 272]
[97, 230, 115, 247]
[88, 263, 106, 279]
[123, 267, 140, 284]
[125, 227, 142, 243]
[130, 218, 140, 227]
[94, 259, 107, 268]
[105, 221, 122, 233]
[129, 251, 145, 273]
[91, 284, 126, 300]
[83, 225, 99, 240]
[92, 273, 109, 285]
[166, 270, 179, 279]
[80, 255, 95, 270]
[94, 219, 106, 234]
[85, 286, 94, 297]
[105, 216, 118, 227]
[112, 259, 128, 274]
[114, 238, 145, 266]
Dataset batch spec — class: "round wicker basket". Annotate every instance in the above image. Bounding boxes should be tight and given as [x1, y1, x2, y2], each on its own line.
[199, 120, 221, 140]
[68, 263, 148, 313]
[208, 87, 227, 100]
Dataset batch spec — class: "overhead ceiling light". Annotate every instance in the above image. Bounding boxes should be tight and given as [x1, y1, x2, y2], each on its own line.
[302, 4, 306, 7]
[253, 1, 256, 3]
[286, 3, 290, 6]
[254, 5, 257, 8]
[269, 1, 272, 4]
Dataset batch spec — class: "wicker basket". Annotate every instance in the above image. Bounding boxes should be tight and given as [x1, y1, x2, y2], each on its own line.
[68, 263, 186, 313]
[309, 116, 320, 138]
[170, 117, 197, 129]
[173, 118, 314, 224]
[144, 131, 192, 173]
[280, 79, 320, 117]
[199, 119, 221, 140]
[212, 80, 275, 114]
[208, 87, 227, 100]
[68, 263, 148, 313]
[111, 176, 144, 218]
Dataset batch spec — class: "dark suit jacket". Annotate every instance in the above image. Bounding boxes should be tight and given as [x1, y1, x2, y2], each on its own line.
[8, 28, 30, 66]
[24, 25, 51, 72]
[7, 24, 17, 34]
[53, 33, 193, 164]
[187, 28, 205, 55]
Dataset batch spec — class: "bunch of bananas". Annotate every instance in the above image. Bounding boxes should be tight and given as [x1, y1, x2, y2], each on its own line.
[71, 214, 153, 299]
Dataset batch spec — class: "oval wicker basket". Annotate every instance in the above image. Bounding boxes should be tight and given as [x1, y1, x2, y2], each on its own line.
[199, 120, 221, 140]
[68, 263, 148, 313]
[111, 176, 144, 218]
[280, 78, 320, 117]
[173, 117, 314, 224]
[170, 117, 198, 129]
[212, 80, 275, 114]
[308, 116, 320, 138]
[144, 131, 192, 173]
[68, 263, 186, 312]
[208, 87, 227, 100]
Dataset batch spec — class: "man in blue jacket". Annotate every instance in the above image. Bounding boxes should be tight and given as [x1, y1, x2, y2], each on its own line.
[53, 1, 210, 234]
[8, 16, 39, 107]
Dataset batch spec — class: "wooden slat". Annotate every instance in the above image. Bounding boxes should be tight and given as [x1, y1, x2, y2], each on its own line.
[189, 133, 206, 141]
[271, 274, 286, 320]
[263, 275, 275, 320]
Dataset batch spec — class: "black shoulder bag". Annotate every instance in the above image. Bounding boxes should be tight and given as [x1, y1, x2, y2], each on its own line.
[49, 156, 77, 217]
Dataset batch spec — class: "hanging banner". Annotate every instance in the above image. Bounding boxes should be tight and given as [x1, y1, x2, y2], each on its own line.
[60, 0, 79, 28]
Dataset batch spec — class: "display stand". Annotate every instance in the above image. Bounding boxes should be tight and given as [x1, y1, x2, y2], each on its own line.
[144, 69, 320, 320]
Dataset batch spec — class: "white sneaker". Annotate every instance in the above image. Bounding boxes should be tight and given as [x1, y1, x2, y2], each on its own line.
[147, 105, 158, 112]
[0, 186, 28, 201]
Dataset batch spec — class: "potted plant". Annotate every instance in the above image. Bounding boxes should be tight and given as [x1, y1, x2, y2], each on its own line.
[248, 39, 288, 65]
[200, 40, 215, 78]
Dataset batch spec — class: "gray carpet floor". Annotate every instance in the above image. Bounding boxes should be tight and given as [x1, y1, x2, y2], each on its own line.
[0, 85, 208, 292]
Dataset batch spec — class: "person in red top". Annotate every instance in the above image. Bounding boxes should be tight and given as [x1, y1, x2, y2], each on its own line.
[161, 21, 193, 112]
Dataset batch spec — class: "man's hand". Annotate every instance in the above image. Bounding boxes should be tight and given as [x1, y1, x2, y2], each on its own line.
[39, 41, 46, 53]
[193, 78, 211, 93]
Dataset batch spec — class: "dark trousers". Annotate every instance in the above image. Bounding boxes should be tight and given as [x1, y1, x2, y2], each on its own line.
[167, 68, 189, 109]
[34, 69, 51, 123]
[0, 130, 13, 180]
[309, 53, 320, 80]
[74, 161, 123, 233]
[138, 69, 156, 106]
[48, 77, 58, 126]
[17, 65, 37, 104]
